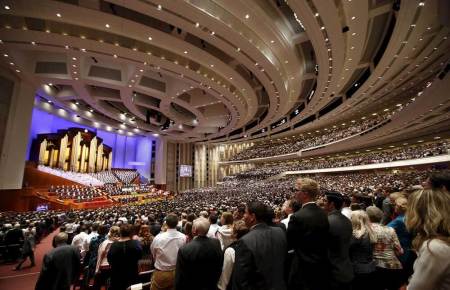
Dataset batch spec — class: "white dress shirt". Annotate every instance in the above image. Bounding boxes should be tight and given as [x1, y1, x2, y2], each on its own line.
[151, 229, 186, 271]
[341, 207, 352, 220]
[217, 247, 235, 290]
[71, 231, 89, 257]
[207, 224, 220, 239]
[281, 213, 293, 230]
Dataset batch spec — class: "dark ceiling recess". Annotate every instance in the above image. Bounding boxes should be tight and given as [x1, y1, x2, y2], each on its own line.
[373, 13, 396, 67]
[293, 114, 316, 129]
[318, 97, 343, 118]
[345, 68, 371, 99]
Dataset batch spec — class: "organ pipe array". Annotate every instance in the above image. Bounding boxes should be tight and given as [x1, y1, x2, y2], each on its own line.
[30, 128, 112, 173]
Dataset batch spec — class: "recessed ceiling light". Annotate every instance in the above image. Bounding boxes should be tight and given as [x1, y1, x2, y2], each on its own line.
[195, 22, 199, 28]
[72, 64, 77, 67]
[105, 24, 110, 28]
[80, 48, 86, 52]
[236, 47, 240, 52]
[31, 41, 36, 45]
[315, 13, 319, 17]
[72, 57, 77, 61]
[419, 2, 425, 6]
[320, 26, 325, 30]
[184, 51, 188, 54]
[65, 45, 69, 49]
[211, 31, 215, 35]
[56, 13, 61, 17]
[148, 36, 152, 41]
[210, 64, 214, 67]
[350, 46, 355, 50]
[157, 4, 162, 10]
[9, 62, 14, 65]
[3, 54, 8, 57]
[351, 16, 356, 20]
[15, 69, 20, 72]
[245, 14, 250, 19]
[139, 69, 143, 72]
[75, 101, 79, 105]
[270, 40, 275, 43]
[113, 54, 117, 58]
[4, 5, 10, 10]
[352, 32, 356, 36]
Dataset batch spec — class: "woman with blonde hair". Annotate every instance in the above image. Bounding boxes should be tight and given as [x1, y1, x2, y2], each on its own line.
[349, 210, 376, 290]
[405, 189, 450, 290]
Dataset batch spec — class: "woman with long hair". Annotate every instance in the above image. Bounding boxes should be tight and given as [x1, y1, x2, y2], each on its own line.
[405, 189, 450, 290]
[350, 210, 376, 290]
[137, 225, 154, 272]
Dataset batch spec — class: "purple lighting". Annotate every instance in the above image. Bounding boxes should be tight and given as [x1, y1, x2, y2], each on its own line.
[27, 108, 155, 179]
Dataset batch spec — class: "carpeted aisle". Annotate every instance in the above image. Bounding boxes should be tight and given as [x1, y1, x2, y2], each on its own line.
[0, 229, 58, 290]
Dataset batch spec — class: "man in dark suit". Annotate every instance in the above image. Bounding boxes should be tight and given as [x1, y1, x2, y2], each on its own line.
[175, 217, 223, 290]
[323, 191, 354, 290]
[232, 201, 287, 290]
[287, 178, 330, 290]
[35, 232, 81, 290]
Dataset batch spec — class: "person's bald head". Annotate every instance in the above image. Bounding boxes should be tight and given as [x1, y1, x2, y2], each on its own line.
[54, 232, 68, 246]
[192, 217, 210, 237]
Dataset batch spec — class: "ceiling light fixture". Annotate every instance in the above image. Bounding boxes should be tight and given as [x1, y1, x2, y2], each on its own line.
[105, 24, 110, 28]
[4, 5, 10, 10]
[157, 4, 162, 10]
[148, 36, 152, 41]
[195, 22, 199, 28]
[56, 13, 61, 17]
[315, 13, 319, 17]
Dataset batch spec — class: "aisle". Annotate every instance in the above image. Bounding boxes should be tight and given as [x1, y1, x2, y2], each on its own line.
[0, 229, 59, 290]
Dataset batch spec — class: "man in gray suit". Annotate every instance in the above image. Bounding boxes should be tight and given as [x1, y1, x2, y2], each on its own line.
[323, 191, 354, 290]
[35, 232, 81, 290]
[232, 201, 287, 290]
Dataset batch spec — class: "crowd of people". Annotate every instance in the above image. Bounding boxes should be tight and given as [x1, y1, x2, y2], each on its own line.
[229, 114, 389, 161]
[113, 170, 140, 184]
[90, 171, 119, 184]
[38, 165, 104, 186]
[48, 185, 103, 202]
[230, 140, 449, 179]
[2, 168, 447, 290]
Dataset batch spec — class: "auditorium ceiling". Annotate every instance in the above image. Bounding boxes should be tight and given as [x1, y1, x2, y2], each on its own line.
[0, 0, 449, 143]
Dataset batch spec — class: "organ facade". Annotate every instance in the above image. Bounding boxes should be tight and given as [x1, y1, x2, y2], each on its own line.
[30, 128, 112, 173]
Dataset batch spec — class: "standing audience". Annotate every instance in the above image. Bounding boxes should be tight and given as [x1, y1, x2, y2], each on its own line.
[35, 232, 81, 290]
[323, 191, 354, 290]
[405, 188, 450, 290]
[175, 217, 223, 290]
[366, 206, 403, 290]
[150, 213, 186, 290]
[287, 178, 330, 290]
[107, 224, 143, 290]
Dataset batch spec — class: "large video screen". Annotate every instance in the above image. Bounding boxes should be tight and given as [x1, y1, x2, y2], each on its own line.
[179, 165, 192, 177]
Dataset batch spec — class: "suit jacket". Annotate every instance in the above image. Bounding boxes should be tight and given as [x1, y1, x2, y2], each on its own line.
[232, 223, 287, 290]
[287, 203, 330, 290]
[175, 236, 223, 290]
[327, 210, 354, 283]
[35, 244, 81, 290]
